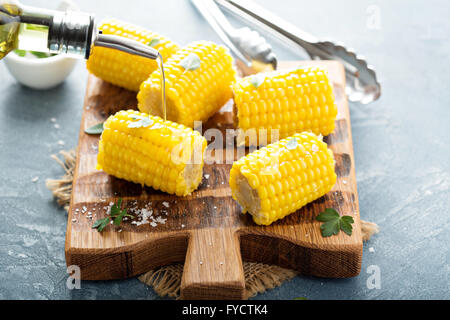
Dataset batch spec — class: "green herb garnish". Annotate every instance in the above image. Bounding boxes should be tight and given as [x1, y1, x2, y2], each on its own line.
[148, 38, 160, 47]
[14, 49, 27, 57]
[92, 217, 110, 233]
[293, 297, 308, 300]
[179, 53, 201, 74]
[30, 51, 53, 59]
[128, 115, 154, 129]
[250, 74, 266, 88]
[316, 208, 354, 237]
[85, 123, 104, 135]
[14, 50, 55, 59]
[92, 198, 134, 233]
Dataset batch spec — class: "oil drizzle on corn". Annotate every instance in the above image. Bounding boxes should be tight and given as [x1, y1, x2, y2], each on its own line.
[156, 53, 167, 121]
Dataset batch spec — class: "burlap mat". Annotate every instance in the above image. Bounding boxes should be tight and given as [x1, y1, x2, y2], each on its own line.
[47, 150, 379, 299]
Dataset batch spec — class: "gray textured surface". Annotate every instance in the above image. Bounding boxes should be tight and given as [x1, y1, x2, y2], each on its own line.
[0, 0, 449, 300]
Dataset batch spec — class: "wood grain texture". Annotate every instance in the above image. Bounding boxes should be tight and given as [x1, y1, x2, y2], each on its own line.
[66, 61, 362, 300]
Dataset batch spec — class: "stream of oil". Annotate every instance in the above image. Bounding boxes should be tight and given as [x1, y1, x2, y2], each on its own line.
[156, 53, 167, 122]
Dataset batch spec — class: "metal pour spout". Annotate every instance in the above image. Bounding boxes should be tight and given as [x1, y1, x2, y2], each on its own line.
[93, 32, 159, 60]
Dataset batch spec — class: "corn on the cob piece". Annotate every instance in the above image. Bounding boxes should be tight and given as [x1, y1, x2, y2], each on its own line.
[137, 41, 236, 128]
[233, 67, 338, 146]
[87, 18, 179, 92]
[97, 110, 207, 197]
[229, 132, 336, 226]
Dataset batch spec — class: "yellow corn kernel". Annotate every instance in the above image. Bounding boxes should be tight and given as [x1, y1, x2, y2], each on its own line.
[97, 110, 207, 197]
[87, 18, 179, 92]
[137, 41, 237, 128]
[229, 132, 337, 226]
[233, 67, 338, 146]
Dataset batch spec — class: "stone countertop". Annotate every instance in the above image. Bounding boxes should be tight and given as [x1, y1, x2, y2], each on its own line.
[0, 0, 448, 300]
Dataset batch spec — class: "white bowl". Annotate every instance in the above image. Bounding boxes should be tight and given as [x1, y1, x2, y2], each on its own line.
[3, 0, 80, 90]
[4, 52, 79, 90]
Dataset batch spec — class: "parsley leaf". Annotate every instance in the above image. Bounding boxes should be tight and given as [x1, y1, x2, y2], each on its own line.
[250, 74, 266, 88]
[92, 217, 110, 233]
[85, 123, 104, 135]
[30, 51, 53, 59]
[179, 53, 201, 74]
[14, 49, 27, 57]
[340, 215, 355, 236]
[109, 198, 134, 226]
[92, 198, 134, 233]
[147, 38, 160, 47]
[316, 208, 355, 237]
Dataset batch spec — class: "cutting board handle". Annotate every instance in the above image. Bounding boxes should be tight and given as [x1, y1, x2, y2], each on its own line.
[180, 228, 245, 300]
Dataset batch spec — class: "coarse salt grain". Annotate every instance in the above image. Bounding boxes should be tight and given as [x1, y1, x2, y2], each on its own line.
[369, 247, 375, 253]
[32, 177, 39, 183]
[162, 202, 170, 208]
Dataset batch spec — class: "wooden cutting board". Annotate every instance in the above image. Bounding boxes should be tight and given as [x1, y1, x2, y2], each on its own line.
[66, 61, 362, 300]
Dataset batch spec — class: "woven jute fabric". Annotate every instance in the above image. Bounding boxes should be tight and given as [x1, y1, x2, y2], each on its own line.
[47, 150, 379, 299]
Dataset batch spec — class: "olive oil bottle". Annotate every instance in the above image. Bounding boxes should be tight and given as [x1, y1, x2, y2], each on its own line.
[0, 0, 96, 60]
[1, 0, 161, 63]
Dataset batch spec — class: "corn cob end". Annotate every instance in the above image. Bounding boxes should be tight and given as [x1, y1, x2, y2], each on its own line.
[230, 132, 337, 225]
[97, 110, 207, 197]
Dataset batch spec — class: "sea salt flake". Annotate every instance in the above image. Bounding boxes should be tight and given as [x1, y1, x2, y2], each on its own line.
[162, 202, 170, 208]
[204, 174, 210, 179]
[32, 177, 39, 183]
[156, 217, 167, 224]
[369, 247, 375, 253]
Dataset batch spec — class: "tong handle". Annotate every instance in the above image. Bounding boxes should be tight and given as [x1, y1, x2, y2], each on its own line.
[215, 0, 318, 47]
[191, 0, 252, 66]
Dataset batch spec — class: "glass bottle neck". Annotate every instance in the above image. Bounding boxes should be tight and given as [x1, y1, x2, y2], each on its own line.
[1, 1, 159, 61]
[20, 4, 95, 59]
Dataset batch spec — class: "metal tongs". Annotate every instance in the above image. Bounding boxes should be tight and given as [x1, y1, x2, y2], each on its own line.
[215, 0, 381, 104]
[94, 33, 160, 60]
[191, 0, 277, 73]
